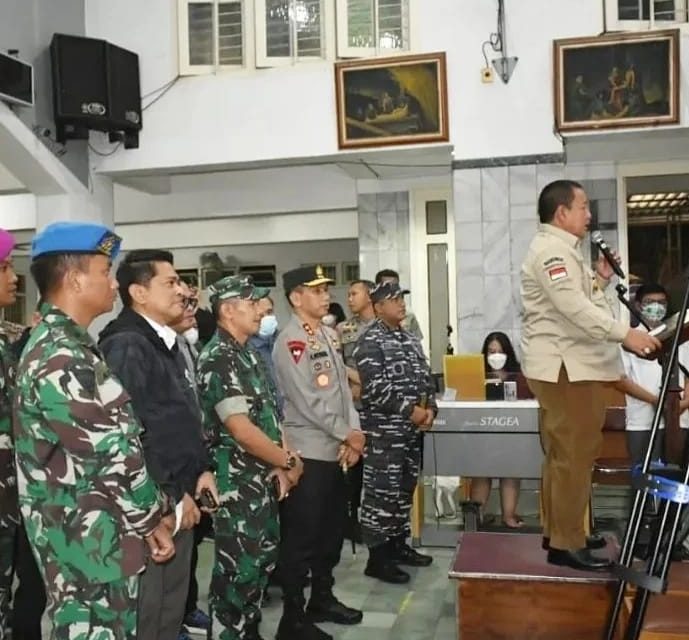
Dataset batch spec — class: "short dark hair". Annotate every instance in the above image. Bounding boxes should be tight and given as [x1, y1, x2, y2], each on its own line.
[350, 279, 375, 291]
[195, 307, 217, 345]
[30, 254, 90, 297]
[481, 331, 521, 373]
[375, 269, 399, 284]
[537, 180, 583, 224]
[116, 249, 174, 308]
[634, 283, 668, 304]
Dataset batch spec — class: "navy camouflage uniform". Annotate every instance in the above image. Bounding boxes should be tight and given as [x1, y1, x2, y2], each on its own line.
[196, 276, 281, 640]
[336, 315, 374, 538]
[354, 316, 436, 548]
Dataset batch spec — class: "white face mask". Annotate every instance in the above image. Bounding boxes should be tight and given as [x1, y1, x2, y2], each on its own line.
[322, 313, 337, 327]
[258, 314, 278, 338]
[487, 352, 507, 371]
[183, 327, 199, 346]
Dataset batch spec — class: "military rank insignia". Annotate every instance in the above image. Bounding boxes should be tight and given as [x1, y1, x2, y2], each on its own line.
[288, 340, 306, 364]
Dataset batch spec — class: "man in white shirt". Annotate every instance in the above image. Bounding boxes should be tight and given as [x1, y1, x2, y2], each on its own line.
[617, 284, 668, 465]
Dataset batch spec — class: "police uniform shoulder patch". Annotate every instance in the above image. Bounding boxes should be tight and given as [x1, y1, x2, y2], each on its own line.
[287, 340, 306, 364]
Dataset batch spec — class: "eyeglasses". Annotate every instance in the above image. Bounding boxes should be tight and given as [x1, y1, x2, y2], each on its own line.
[184, 297, 199, 310]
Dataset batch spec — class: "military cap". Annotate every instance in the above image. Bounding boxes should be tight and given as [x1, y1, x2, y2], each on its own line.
[31, 221, 122, 260]
[208, 274, 270, 307]
[283, 265, 335, 294]
[370, 281, 410, 303]
[0, 229, 15, 262]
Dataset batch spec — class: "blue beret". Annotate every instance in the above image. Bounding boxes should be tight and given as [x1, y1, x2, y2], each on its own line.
[31, 222, 122, 260]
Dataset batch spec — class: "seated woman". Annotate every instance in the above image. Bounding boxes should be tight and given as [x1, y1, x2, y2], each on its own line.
[470, 331, 523, 529]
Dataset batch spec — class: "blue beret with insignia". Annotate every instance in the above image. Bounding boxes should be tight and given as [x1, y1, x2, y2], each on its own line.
[31, 222, 122, 261]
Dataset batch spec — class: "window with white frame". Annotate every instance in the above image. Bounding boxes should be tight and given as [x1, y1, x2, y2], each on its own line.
[255, 0, 327, 67]
[606, 0, 688, 28]
[336, 0, 410, 58]
[179, 0, 245, 74]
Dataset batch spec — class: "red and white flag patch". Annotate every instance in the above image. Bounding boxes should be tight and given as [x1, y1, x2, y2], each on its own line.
[548, 266, 568, 281]
[287, 340, 306, 364]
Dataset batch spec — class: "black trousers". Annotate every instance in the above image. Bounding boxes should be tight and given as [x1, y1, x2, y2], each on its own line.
[278, 458, 345, 597]
[13, 522, 46, 640]
[347, 459, 364, 514]
[185, 513, 213, 615]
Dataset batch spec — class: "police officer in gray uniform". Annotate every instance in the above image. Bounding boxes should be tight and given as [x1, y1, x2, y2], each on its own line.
[336, 279, 375, 542]
[272, 265, 365, 640]
[354, 281, 436, 584]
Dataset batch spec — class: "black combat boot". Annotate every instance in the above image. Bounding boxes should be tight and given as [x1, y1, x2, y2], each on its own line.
[392, 535, 433, 567]
[245, 619, 266, 640]
[364, 542, 410, 584]
[276, 594, 332, 640]
[306, 576, 363, 625]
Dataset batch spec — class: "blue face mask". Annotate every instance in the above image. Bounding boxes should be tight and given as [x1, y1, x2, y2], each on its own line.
[258, 314, 278, 338]
[641, 301, 667, 324]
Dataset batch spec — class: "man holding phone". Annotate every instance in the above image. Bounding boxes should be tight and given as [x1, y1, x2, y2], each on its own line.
[197, 275, 303, 640]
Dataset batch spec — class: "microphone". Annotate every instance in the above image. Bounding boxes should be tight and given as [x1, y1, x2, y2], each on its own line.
[591, 231, 625, 279]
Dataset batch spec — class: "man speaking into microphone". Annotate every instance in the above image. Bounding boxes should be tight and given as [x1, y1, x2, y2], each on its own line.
[521, 180, 660, 571]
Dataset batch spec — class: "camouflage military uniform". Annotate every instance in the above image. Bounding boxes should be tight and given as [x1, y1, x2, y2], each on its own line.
[0, 320, 23, 638]
[13, 304, 166, 639]
[197, 327, 281, 640]
[353, 318, 436, 547]
[336, 315, 374, 538]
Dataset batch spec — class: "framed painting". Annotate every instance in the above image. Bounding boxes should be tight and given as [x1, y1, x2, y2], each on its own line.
[335, 51, 449, 149]
[554, 29, 679, 132]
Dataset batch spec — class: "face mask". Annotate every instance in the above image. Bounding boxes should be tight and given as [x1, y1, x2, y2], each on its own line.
[487, 352, 507, 371]
[258, 314, 278, 338]
[641, 301, 667, 324]
[322, 314, 337, 327]
[183, 327, 199, 346]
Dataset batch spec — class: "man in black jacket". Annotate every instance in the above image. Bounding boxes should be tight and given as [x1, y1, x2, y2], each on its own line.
[100, 249, 218, 640]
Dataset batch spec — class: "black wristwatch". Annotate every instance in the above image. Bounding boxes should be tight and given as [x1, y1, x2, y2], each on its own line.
[284, 450, 298, 470]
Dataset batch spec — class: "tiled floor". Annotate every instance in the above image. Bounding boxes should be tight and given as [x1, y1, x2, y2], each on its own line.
[37, 483, 634, 639]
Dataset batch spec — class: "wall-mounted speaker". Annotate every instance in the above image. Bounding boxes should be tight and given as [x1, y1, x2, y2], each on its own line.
[50, 33, 142, 148]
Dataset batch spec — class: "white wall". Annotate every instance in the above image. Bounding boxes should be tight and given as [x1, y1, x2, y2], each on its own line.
[0, 0, 89, 183]
[114, 164, 357, 222]
[84, 0, 640, 175]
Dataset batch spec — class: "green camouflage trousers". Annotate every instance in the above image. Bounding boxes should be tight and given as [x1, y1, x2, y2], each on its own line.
[0, 522, 14, 640]
[210, 482, 279, 640]
[48, 575, 139, 640]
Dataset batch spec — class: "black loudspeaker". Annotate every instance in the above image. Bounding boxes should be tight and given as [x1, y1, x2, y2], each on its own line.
[50, 33, 142, 148]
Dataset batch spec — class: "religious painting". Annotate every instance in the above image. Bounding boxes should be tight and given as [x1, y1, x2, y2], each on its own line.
[335, 52, 449, 149]
[554, 29, 679, 132]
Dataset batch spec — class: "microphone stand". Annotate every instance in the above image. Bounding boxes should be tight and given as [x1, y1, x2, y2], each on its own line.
[606, 279, 689, 639]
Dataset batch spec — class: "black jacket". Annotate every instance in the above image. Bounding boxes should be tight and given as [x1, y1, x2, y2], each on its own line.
[99, 307, 208, 501]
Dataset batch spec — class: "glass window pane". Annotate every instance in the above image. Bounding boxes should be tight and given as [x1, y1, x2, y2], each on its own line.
[347, 0, 374, 48]
[618, 0, 677, 20]
[426, 201, 448, 235]
[378, 0, 408, 50]
[218, 2, 243, 65]
[296, 0, 322, 57]
[266, 0, 291, 57]
[188, 2, 214, 65]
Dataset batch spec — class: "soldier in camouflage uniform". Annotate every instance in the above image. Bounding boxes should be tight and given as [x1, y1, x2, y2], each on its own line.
[353, 281, 437, 584]
[0, 228, 20, 639]
[336, 279, 375, 544]
[13, 222, 175, 639]
[197, 275, 304, 640]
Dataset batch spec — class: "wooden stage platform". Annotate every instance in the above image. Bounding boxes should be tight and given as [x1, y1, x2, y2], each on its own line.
[449, 532, 621, 639]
